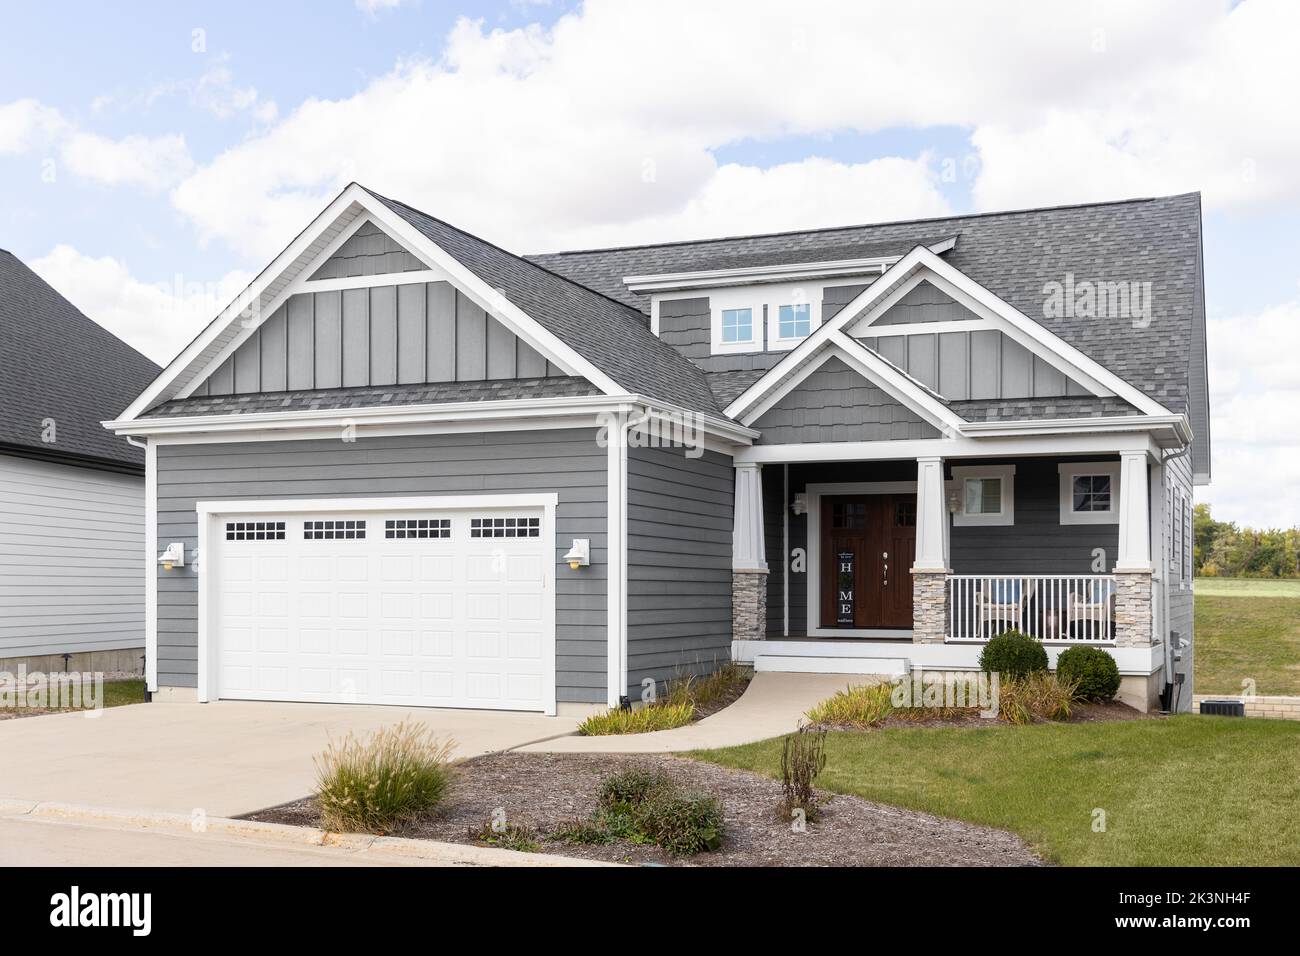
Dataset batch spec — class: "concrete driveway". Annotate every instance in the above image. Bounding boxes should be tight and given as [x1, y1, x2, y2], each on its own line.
[0, 701, 578, 817]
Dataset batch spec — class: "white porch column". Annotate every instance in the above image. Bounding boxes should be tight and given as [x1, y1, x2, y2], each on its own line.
[1115, 450, 1152, 571]
[1114, 450, 1154, 647]
[732, 463, 768, 642]
[912, 456, 949, 643]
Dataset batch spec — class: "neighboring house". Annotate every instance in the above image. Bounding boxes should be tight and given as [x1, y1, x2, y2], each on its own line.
[1, 250, 161, 674]
[105, 184, 1208, 715]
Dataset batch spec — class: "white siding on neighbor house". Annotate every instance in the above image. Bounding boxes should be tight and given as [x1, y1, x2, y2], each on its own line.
[0, 453, 145, 659]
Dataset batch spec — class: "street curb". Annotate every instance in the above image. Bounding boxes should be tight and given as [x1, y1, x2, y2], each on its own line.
[0, 797, 617, 867]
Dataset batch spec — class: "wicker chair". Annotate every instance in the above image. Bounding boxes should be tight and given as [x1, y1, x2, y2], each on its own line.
[979, 578, 1036, 638]
[1068, 579, 1116, 641]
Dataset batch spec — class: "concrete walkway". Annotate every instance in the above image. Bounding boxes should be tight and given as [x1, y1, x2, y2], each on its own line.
[517, 672, 852, 753]
[0, 700, 578, 817]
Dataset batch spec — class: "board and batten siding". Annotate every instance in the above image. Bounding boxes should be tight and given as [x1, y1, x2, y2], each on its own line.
[155, 429, 608, 703]
[751, 356, 941, 444]
[625, 444, 734, 697]
[193, 281, 562, 398]
[0, 453, 144, 658]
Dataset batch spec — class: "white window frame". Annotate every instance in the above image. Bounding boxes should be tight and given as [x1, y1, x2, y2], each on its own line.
[771, 301, 813, 347]
[708, 281, 827, 355]
[951, 464, 1015, 527]
[1058, 462, 1121, 525]
[717, 306, 756, 351]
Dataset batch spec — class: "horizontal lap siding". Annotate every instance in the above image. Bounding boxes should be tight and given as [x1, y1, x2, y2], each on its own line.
[155, 429, 608, 702]
[626, 445, 733, 698]
[0, 454, 144, 657]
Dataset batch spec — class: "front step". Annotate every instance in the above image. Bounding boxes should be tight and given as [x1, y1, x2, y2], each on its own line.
[753, 655, 909, 676]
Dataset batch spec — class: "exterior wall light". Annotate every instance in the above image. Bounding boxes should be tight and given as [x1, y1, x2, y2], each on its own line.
[791, 493, 808, 516]
[563, 539, 590, 570]
[158, 542, 186, 571]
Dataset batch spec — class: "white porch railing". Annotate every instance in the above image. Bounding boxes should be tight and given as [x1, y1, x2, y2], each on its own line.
[947, 574, 1116, 644]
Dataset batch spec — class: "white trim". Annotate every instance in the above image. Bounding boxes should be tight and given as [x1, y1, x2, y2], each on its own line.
[951, 464, 1016, 527]
[735, 431, 1160, 465]
[961, 414, 1191, 445]
[713, 304, 760, 354]
[298, 270, 445, 293]
[1058, 461, 1121, 525]
[766, 300, 816, 353]
[622, 237, 957, 292]
[606, 411, 629, 707]
[804, 481, 917, 637]
[143, 439, 157, 693]
[195, 492, 559, 715]
[725, 245, 1174, 423]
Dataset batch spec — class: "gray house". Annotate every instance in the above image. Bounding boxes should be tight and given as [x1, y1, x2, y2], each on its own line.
[106, 184, 1207, 714]
[1, 250, 160, 674]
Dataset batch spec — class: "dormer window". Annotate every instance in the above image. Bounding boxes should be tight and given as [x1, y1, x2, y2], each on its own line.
[721, 308, 753, 344]
[777, 303, 811, 340]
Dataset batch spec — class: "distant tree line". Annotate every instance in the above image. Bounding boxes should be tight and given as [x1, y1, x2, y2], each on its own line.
[1195, 504, 1300, 578]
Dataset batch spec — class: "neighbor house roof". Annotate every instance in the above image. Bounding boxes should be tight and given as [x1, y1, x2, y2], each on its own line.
[0, 249, 159, 470]
[529, 194, 1206, 422]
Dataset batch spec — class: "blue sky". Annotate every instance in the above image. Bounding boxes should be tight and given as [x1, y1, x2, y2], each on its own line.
[1, 0, 1297, 526]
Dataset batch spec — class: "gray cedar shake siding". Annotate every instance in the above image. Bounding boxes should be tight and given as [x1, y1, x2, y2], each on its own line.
[155, 429, 609, 702]
[761, 457, 1120, 636]
[191, 282, 561, 398]
[625, 444, 734, 698]
[0, 453, 145, 659]
[308, 220, 426, 280]
[750, 357, 941, 444]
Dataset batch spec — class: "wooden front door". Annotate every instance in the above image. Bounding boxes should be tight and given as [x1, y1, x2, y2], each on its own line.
[820, 494, 917, 629]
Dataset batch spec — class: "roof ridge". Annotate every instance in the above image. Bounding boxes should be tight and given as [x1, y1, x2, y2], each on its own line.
[531, 192, 1201, 257]
[361, 188, 651, 323]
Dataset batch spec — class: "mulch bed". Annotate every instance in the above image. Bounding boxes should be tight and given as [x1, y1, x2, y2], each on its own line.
[821, 698, 1156, 731]
[243, 751, 1042, 867]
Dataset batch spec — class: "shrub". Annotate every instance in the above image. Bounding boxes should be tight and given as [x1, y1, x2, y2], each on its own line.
[597, 767, 673, 810]
[664, 662, 750, 712]
[577, 702, 695, 736]
[980, 629, 1049, 679]
[632, 791, 725, 855]
[997, 671, 1075, 724]
[805, 681, 894, 727]
[1056, 645, 1121, 701]
[550, 817, 614, 846]
[779, 724, 828, 821]
[314, 721, 454, 833]
[472, 818, 541, 853]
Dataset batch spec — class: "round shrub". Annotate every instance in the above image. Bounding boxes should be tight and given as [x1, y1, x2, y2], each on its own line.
[1056, 645, 1121, 701]
[979, 629, 1048, 679]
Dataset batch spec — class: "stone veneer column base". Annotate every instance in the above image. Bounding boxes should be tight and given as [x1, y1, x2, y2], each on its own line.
[911, 569, 949, 644]
[732, 570, 768, 643]
[1114, 571, 1154, 647]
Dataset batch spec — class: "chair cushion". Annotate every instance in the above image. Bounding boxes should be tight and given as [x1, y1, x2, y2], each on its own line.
[986, 579, 1021, 603]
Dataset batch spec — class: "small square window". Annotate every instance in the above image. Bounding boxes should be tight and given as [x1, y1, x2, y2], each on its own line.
[721, 308, 752, 344]
[777, 303, 811, 339]
[1072, 475, 1112, 513]
[965, 477, 1002, 515]
[952, 466, 1015, 526]
[1058, 463, 1119, 525]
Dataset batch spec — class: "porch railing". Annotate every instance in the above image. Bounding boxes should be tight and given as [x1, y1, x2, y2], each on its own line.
[947, 574, 1116, 644]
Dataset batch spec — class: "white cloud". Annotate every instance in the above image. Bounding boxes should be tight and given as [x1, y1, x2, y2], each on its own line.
[0, 98, 66, 154]
[355, 0, 407, 13]
[60, 131, 194, 190]
[28, 245, 253, 365]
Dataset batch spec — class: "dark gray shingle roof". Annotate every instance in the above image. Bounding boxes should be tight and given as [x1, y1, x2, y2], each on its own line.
[141, 376, 600, 419]
[364, 189, 723, 417]
[529, 194, 1205, 419]
[0, 250, 160, 469]
[950, 396, 1141, 421]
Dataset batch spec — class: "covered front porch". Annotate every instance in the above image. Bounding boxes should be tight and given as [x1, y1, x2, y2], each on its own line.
[729, 444, 1165, 709]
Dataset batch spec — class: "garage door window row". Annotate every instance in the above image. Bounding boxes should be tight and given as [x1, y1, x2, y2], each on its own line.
[470, 516, 541, 538]
[304, 519, 367, 540]
[384, 518, 451, 539]
[225, 520, 286, 541]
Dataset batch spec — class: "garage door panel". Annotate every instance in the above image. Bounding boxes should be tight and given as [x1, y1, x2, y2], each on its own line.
[213, 505, 551, 712]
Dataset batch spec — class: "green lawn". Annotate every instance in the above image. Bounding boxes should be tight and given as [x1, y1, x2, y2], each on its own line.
[13, 678, 146, 713]
[695, 716, 1300, 866]
[1195, 579, 1300, 696]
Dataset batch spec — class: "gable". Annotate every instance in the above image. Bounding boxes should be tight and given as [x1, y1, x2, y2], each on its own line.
[871, 279, 979, 326]
[751, 356, 941, 444]
[191, 280, 563, 397]
[308, 221, 424, 280]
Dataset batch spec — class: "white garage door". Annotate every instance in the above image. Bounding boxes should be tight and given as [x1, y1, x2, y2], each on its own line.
[211, 503, 553, 712]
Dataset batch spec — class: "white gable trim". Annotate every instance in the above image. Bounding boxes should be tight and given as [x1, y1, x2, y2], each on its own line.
[739, 332, 964, 436]
[120, 184, 624, 423]
[725, 245, 1172, 421]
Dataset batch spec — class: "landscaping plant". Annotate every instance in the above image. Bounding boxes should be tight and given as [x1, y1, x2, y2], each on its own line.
[553, 765, 725, 855]
[314, 721, 455, 833]
[577, 701, 695, 735]
[472, 818, 542, 853]
[997, 671, 1075, 724]
[778, 723, 828, 821]
[979, 629, 1049, 678]
[1055, 645, 1121, 701]
[805, 681, 894, 728]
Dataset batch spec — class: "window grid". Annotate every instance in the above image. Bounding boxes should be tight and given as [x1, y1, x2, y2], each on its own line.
[470, 516, 540, 539]
[1072, 475, 1112, 513]
[225, 520, 286, 541]
[304, 519, 367, 540]
[721, 307, 753, 343]
[778, 303, 811, 339]
[385, 518, 451, 540]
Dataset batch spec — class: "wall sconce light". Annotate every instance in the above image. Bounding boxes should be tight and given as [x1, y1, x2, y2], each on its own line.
[791, 493, 808, 516]
[946, 489, 961, 514]
[563, 539, 590, 570]
[158, 542, 186, 571]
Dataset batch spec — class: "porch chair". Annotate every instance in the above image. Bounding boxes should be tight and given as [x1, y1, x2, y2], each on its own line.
[1068, 578, 1116, 640]
[978, 578, 1036, 638]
